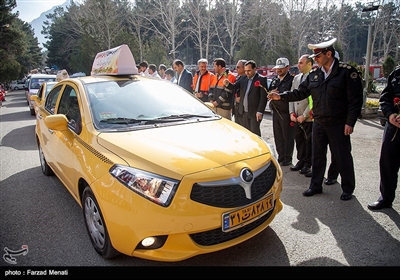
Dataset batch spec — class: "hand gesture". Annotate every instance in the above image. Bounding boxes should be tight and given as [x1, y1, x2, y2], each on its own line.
[268, 89, 281, 100]
[223, 78, 230, 87]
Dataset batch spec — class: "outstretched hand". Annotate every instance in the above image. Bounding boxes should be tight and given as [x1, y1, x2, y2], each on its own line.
[268, 89, 281, 100]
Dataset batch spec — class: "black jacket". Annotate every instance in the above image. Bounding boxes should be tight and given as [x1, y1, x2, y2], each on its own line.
[268, 72, 294, 114]
[380, 65, 400, 119]
[178, 69, 193, 93]
[279, 59, 363, 127]
[226, 73, 268, 117]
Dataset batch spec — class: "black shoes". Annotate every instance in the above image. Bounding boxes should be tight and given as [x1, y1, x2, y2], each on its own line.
[302, 188, 322, 196]
[299, 166, 311, 174]
[367, 201, 392, 210]
[290, 162, 304, 171]
[304, 171, 312, 177]
[324, 178, 337, 185]
[280, 161, 292, 166]
[340, 192, 353, 201]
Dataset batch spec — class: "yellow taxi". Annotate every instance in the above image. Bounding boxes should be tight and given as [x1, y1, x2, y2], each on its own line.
[31, 81, 58, 115]
[32, 45, 283, 262]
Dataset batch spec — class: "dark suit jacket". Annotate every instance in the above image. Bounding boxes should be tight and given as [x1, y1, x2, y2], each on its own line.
[178, 69, 193, 93]
[227, 73, 268, 117]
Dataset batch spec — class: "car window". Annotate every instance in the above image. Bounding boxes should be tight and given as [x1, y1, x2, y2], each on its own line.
[45, 85, 63, 114]
[57, 85, 82, 134]
[30, 77, 56, 89]
[37, 85, 44, 100]
[86, 79, 214, 129]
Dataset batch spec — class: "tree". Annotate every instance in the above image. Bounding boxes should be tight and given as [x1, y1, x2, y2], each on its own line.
[382, 56, 396, 78]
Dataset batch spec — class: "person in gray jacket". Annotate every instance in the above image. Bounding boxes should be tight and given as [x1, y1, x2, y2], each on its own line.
[289, 55, 314, 176]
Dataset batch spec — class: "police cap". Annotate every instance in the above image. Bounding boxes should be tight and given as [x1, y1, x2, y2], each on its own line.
[308, 38, 337, 58]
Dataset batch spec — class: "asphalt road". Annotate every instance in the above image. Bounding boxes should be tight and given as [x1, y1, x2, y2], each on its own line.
[0, 90, 399, 277]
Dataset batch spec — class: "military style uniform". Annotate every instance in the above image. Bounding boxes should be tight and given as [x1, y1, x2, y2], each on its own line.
[268, 73, 294, 164]
[280, 58, 363, 196]
[371, 65, 400, 208]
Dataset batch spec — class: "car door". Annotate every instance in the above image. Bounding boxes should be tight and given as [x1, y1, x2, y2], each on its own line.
[43, 83, 82, 197]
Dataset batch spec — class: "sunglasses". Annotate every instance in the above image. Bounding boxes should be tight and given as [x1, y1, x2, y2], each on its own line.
[314, 50, 328, 58]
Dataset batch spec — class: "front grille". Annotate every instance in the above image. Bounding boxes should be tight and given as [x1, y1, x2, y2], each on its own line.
[190, 162, 277, 208]
[189, 201, 275, 246]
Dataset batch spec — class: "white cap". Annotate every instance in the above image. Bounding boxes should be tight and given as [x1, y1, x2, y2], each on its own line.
[273, 58, 289, 69]
[308, 38, 337, 58]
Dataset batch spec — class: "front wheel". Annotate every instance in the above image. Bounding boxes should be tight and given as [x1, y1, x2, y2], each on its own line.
[82, 186, 119, 259]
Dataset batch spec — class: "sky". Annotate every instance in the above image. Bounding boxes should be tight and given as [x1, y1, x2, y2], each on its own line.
[13, 0, 69, 23]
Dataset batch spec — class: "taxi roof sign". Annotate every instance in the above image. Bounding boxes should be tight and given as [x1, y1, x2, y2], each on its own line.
[91, 44, 138, 76]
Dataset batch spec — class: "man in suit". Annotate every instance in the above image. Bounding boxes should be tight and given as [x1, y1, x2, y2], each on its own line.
[172, 59, 193, 93]
[289, 54, 314, 175]
[232, 59, 247, 125]
[224, 60, 268, 136]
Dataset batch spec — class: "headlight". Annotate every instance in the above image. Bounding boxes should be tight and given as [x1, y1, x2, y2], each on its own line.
[110, 165, 179, 207]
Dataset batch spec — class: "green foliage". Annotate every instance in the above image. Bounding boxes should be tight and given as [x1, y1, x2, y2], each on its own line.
[382, 56, 396, 78]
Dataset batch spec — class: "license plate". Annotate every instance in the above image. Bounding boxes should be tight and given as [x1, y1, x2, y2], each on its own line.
[222, 194, 274, 232]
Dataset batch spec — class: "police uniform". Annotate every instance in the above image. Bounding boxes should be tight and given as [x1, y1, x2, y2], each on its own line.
[278, 38, 364, 200]
[368, 65, 400, 210]
[268, 58, 294, 165]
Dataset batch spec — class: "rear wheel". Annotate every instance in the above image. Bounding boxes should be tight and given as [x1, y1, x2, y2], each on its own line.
[82, 186, 119, 259]
[38, 142, 53, 176]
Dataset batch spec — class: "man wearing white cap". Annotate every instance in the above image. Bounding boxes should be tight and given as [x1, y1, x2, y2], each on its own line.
[268, 38, 363, 201]
[268, 57, 294, 166]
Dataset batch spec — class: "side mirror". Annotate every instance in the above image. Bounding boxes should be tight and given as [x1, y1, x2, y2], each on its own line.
[44, 114, 69, 131]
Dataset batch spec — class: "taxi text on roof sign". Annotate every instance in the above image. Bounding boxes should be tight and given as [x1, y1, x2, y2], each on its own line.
[91, 44, 139, 76]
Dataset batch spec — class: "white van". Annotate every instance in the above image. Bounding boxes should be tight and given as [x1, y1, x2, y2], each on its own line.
[26, 74, 56, 115]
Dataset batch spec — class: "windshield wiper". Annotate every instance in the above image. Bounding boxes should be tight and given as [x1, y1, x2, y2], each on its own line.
[155, 114, 211, 120]
[99, 118, 144, 124]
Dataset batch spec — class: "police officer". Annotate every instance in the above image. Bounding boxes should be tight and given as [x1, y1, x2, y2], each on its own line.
[268, 38, 363, 201]
[368, 65, 400, 210]
[268, 58, 294, 166]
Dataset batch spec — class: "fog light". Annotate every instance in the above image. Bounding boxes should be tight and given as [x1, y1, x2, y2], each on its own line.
[136, 235, 168, 249]
[141, 237, 156, 247]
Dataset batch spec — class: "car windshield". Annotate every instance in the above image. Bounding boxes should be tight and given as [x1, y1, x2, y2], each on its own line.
[86, 78, 218, 130]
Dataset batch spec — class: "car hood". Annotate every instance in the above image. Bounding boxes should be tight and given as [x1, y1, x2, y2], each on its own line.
[97, 119, 270, 176]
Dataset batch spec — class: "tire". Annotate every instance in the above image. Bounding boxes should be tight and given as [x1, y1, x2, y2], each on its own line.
[82, 186, 120, 259]
[38, 142, 54, 176]
[30, 108, 35, 116]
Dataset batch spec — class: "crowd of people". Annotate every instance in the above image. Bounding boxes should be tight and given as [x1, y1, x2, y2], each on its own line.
[136, 37, 399, 209]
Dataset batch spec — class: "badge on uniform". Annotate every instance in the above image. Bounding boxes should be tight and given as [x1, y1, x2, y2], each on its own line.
[350, 72, 358, 79]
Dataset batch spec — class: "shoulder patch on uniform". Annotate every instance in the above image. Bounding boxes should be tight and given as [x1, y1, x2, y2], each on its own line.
[310, 68, 317, 73]
[350, 72, 358, 79]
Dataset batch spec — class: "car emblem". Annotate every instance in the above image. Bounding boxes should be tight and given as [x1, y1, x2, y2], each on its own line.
[240, 168, 253, 183]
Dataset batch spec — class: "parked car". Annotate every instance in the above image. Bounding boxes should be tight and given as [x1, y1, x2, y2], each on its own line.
[26, 74, 56, 115]
[32, 45, 283, 262]
[10, 80, 26, 91]
[30, 81, 58, 115]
